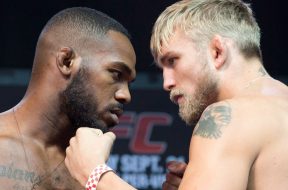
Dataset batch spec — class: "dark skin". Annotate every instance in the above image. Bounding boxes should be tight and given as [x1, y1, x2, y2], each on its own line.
[0, 30, 136, 190]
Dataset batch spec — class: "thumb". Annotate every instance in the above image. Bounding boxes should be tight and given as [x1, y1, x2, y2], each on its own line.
[103, 131, 116, 160]
[104, 131, 116, 144]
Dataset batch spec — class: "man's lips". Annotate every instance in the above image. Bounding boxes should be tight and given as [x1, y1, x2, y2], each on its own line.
[110, 108, 123, 117]
[171, 94, 183, 104]
[108, 108, 124, 125]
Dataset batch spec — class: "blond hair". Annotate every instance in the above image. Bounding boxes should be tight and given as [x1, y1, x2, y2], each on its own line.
[150, 0, 261, 61]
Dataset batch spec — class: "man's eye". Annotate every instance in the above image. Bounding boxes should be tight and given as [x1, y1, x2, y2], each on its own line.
[111, 70, 122, 80]
[167, 57, 176, 66]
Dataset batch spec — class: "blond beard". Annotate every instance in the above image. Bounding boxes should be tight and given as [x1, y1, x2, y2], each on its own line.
[170, 70, 218, 126]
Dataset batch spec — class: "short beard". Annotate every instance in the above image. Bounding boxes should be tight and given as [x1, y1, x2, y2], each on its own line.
[60, 66, 107, 132]
[171, 67, 219, 126]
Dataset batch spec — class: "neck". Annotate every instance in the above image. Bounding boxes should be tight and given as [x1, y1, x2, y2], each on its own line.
[13, 94, 74, 150]
[241, 75, 272, 89]
[217, 58, 270, 101]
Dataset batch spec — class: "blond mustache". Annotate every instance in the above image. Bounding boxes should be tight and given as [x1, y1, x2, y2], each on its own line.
[170, 89, 184, 103]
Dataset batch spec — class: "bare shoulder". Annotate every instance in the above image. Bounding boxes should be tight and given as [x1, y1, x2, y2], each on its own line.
[192, 101, 232, 139]
[0, 112, 22, 155]
[187, 101, 258, 188]
[226, 95, 288, 132]
[192, 95, 288, 147]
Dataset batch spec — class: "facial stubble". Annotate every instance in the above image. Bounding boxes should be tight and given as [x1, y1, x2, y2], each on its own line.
[60, 66, 108, 132]
[176, 66, 218, 126]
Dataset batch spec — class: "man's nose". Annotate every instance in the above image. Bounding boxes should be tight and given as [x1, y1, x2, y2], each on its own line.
[163, 68, 175, 91]
[115, 84, 131, 104]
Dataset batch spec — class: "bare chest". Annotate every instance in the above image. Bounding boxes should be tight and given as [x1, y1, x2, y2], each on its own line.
[0, 138, 83, 190]
[0, 160, 84, 190]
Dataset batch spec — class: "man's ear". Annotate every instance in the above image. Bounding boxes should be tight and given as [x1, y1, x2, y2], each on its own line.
[56, 47, 76, 77]
[210, 35, 227, 69]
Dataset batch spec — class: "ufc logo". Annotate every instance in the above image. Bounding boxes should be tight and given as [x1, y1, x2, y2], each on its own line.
[112, 112, 172, 154]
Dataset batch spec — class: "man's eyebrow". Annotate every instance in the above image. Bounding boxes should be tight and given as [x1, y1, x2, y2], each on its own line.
[158, 52, 172, 66]
[110, 62, 131, 73]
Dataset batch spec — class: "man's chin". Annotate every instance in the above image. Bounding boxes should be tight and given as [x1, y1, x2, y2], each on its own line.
[76, 120, 109, 133]
[87, 125, 109, 133]
[96, 120, 117, 133]
[106, 124, 116, 132]
[179, 112, 201, 126]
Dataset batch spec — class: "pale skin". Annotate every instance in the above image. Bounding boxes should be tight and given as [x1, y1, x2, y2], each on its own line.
[65, 29, 288, 190]
[0, 29, 136, 190]
[65, 128, 136, 190]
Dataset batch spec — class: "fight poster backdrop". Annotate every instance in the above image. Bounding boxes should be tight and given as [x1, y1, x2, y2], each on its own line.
[0, 78, 193, 190]
[109, 89, 193, 190]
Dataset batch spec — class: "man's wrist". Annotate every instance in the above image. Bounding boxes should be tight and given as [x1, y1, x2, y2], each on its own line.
[85, 164, 114, 190]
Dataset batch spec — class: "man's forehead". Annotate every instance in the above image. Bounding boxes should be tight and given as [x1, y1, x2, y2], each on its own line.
[156, 30, 181, 58]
